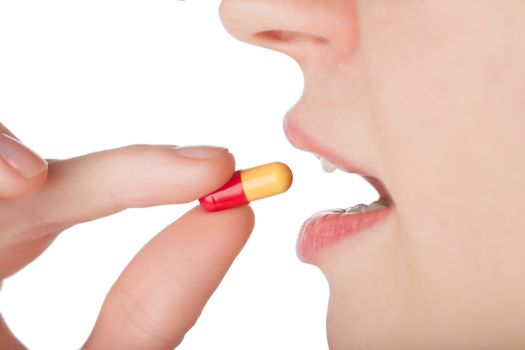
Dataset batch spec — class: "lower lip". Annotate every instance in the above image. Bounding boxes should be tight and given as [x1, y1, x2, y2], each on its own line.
[296, 206, 393, 263]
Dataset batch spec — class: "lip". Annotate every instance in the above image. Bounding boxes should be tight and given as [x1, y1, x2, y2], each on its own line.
[297, 206, 393, 263]
[283, 116, 374, 177]
[284, 113, 394, 263]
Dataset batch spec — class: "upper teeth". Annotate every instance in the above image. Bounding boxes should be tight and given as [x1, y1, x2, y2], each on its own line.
[317, 155, 390, 212]
[320, 157, 338, 173]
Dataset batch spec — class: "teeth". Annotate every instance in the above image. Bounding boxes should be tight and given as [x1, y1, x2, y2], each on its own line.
[315, 200, 389, 216]
[344, 200, 388, 214]
[312, 208, 345, 217]
[345, 203, 368, 213]
[320, 157, 337, 173]
[314, 154, 392, 213]
[368, 201, 388, 211]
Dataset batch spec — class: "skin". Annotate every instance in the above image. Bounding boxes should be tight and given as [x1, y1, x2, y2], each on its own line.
[0, 122, 254, 349]
[2, 1, 525, 348]
[220, 0, 525, 348]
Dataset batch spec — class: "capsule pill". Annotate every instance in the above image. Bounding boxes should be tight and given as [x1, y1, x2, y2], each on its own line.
[199, 162, 293, 212]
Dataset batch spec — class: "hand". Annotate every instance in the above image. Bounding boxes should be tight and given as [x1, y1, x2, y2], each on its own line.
[0, 122, 255, 349]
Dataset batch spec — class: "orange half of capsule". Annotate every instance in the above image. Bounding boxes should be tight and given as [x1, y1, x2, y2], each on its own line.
[199, 162, 293, 212]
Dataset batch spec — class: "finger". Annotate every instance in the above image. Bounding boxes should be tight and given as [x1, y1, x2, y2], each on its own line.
[0, 123, 48, 199]
[0, 145, 235, 277]
[84, 205, 255, 350]
[0, 122, 17, 138]
[5, 144, 234, 233]
[0, 313, 26, 350]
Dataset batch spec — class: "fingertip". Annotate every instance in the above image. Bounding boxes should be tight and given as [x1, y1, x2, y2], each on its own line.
[0, 159, 48, 200]
[226, 205, 256, 240]
[198, 149, 237, 194]
[233, 205, 256, 246]
[192, 204, 256, 242]
[106, 145, 237, 207]
[0, 131, 48, 199]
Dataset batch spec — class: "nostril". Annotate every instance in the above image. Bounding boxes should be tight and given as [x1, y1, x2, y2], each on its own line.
[255, 30, 329, 45]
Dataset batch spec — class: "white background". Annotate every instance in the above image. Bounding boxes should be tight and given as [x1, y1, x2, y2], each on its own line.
[0, 1, 377, 349]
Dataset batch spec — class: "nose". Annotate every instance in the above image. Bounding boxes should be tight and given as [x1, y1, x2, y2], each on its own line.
[219, 0, 360, 66]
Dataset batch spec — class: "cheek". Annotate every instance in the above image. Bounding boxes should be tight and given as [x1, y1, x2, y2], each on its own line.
[361, 0, 525, 241]
[357, 0, 525, 341]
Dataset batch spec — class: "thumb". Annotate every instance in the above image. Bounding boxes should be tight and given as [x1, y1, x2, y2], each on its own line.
[0, 123, 48, 199]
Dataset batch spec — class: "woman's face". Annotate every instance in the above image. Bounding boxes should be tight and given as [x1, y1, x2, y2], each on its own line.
[220, 0, 525, 348]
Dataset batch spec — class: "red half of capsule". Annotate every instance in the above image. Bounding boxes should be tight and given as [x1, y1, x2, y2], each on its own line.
[199, 171, 249, 212]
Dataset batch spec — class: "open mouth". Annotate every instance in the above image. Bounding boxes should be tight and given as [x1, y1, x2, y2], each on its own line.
[320, 155, 393, 211]
[296, 155, 394, 264]
[283, 115, 394, 263]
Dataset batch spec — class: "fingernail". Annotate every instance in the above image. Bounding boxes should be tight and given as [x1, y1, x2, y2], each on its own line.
[173, 145, 229, 159]
[0, 133, 48, 178]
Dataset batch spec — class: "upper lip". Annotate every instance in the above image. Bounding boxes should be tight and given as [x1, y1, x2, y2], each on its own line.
[283, 114, 371, 175]
[283, 114, 392, 201]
